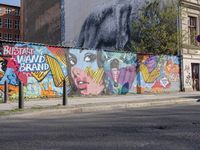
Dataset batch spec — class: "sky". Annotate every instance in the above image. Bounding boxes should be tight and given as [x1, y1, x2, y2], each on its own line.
[0, 0, 20, 6]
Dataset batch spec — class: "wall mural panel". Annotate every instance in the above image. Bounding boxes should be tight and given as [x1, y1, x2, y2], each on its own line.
[136, 55, 180, 93]
[0, 43, 71, 99]
[0, 42, 180, 99]
[67, 48, 104, 96]
[101, 51, 136, 95]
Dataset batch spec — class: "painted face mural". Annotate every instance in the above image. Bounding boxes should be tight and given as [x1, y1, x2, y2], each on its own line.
[68, 49, 104, 95]
[102, 51, 136, 94]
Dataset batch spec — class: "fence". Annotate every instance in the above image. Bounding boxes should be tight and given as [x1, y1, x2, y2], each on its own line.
[0, 42, 180, 100]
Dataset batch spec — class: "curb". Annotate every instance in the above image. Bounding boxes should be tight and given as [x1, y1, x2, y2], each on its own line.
[2, 98, 199, 118]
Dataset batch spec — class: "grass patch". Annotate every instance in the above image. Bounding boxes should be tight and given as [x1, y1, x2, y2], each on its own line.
[0, 108, 25, 116]
[0, 104, 64, 117]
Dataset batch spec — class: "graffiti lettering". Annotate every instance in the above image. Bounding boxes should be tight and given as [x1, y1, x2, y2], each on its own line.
[185, 73, 192, 86]
[17, 55, 45, 63]
[19, 63, 49, 72]
[17, 55, 49, 72]
[3, 46, 34, 56]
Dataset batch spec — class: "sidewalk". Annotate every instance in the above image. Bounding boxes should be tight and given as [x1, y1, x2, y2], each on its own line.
[0, 92, 200, 114]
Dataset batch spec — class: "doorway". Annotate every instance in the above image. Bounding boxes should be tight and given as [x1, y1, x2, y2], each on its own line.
[192, 63, 200, 91]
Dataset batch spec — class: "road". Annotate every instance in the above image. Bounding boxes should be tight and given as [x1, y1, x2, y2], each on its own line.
[0, 104, 200, 150]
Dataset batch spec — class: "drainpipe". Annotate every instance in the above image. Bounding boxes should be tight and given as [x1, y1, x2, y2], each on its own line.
[177, 0, 184, 91]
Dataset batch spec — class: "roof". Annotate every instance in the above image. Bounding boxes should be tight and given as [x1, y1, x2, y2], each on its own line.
[0, 3, 20, 8]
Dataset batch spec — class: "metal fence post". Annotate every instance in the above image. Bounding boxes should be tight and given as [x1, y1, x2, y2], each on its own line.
[63, 79, 67, 106]
[4, 80, 8, 103]
[19, 81, 24, 109]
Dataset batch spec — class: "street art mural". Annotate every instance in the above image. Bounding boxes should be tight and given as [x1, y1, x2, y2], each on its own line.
[62, 0, 175, 49]
[135, 55, 180, 93]
[0, 42, 180, 99]
[67, 48, 104, 95]
[0, 43, 70, 99]
[101, 51, 136, 94]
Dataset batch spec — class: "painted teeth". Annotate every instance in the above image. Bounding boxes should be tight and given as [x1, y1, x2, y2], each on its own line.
[79, 81, 84, 84]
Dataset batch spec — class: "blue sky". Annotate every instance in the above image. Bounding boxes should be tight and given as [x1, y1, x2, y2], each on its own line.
[0, 0, 20, 6]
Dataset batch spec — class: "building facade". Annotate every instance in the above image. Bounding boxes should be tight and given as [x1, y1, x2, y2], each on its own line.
[180, 0, 200, 91]
[20, 0, 61, 45]
[0, 4, 20, 41]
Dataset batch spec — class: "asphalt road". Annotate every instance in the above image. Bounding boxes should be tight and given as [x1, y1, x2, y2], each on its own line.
[0, 104, 200, 150]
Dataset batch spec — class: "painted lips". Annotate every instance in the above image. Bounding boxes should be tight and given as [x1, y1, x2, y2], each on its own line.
[76, 80, 89, 90]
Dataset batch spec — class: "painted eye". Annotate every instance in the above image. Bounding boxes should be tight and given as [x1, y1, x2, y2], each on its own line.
[70, 59, 75, 65]
[84, 53, 96, 62]
[85, 56, 91, 62]
[68, 53, 77, 66]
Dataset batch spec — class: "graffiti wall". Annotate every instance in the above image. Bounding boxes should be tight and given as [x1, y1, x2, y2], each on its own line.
[136, 55, 180, 93]
[0, 43, 71, 99]
[101, 51, 137, 95]
[0, 42, 180, 99]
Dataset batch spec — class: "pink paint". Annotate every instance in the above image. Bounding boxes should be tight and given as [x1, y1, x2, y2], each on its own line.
[7, 58, 28, 85]
[71, 67, 104, 95]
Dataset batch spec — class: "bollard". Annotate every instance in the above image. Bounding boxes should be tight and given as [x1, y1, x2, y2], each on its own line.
[18, 81, 24, 109]
[4, 80, 8, 103]
[63, 79, 67, 106]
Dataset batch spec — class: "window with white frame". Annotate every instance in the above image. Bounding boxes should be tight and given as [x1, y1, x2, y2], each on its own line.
[188, 16, 198, 45]
[4, 18, 12, 29]
[8, 34, 12, 40]
[3, 33, 8, 40]
[0, 8, 3, 15]
[0, 18, 2, 28]
[5, 8, 12, 14]
[14, 20, 19, 29]
[15, 9, 20, 16]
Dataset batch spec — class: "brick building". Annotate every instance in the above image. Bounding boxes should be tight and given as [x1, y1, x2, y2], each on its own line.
[0, 3, 20, 41]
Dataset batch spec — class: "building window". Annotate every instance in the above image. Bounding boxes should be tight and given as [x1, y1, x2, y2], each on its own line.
[0, 18, 2, 28]
[15, 34, 20, 41]
[8, 34, 12, 40]
[188, 16, 198, 45]
[0, 33, 2, 39]
[15, 9, 20, 16]
[3, 33, 8, 40]
[14, 20, 19, 29]
[6, 8, 12, 14]
[4, 18, 12, 29]
[0, 8, 3, 15]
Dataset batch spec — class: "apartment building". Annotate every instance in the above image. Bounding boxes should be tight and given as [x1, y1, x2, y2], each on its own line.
[0, 3, 20, 41]
[180, 0, 200, 91]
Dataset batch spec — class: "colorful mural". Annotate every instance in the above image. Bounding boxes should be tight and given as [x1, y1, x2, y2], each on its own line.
[101, 51, 136, 95]
[0, 42, 180, 99]
[67, 49, 104, 95]
[0, 43, 71, 99]
[135, 55, 180, 93]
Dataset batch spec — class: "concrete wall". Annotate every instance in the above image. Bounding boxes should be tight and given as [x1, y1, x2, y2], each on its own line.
[0, 42, 180, 99]
[21, 0, 61, 45]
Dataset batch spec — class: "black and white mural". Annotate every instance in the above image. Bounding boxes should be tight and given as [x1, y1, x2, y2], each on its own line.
[61, 0, 174, 50]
